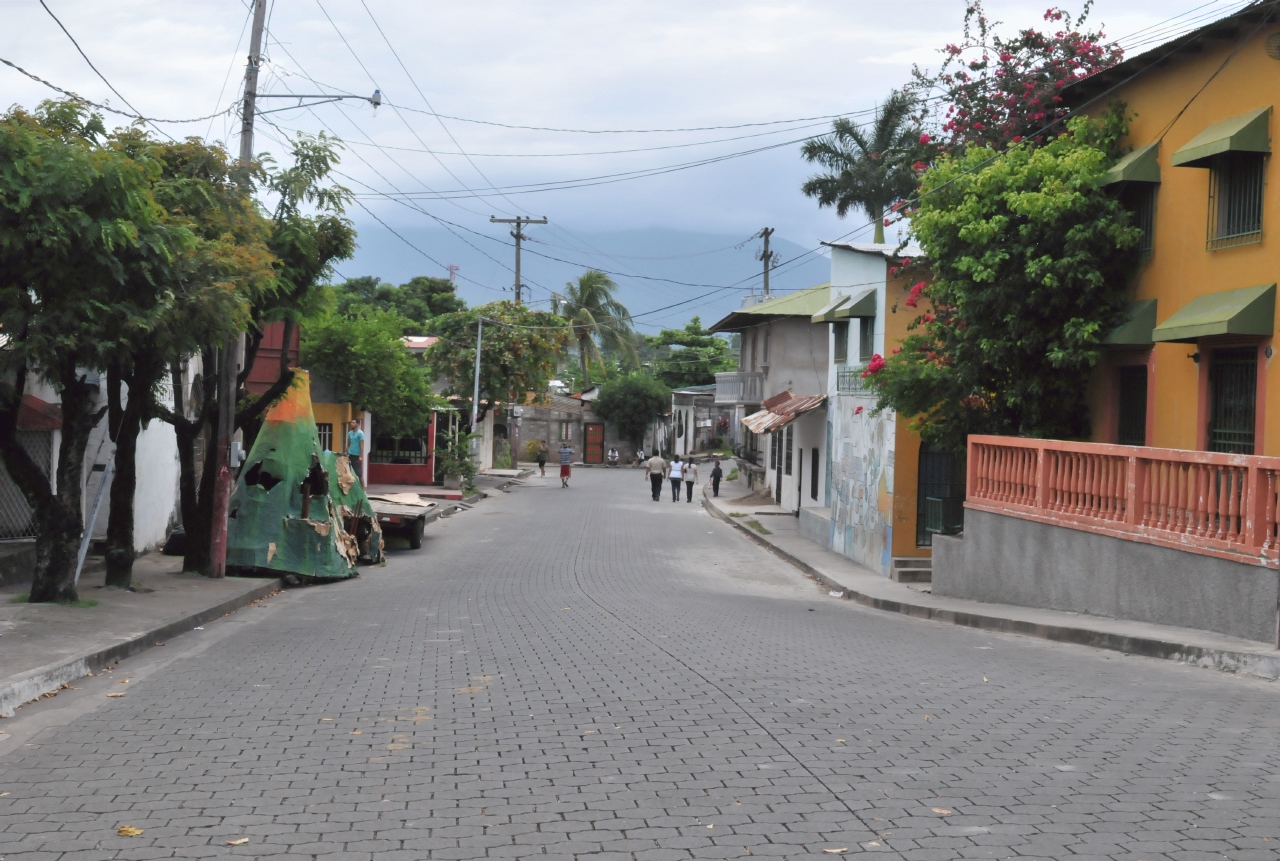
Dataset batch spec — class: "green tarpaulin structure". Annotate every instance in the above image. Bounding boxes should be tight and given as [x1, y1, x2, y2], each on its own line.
[226, 370, 381, 580]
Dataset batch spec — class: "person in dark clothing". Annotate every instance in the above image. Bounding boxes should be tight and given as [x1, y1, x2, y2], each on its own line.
[710, 459, 723, 497]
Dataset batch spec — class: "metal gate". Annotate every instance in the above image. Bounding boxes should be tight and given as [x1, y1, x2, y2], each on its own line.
[917, 447, 963, 547]
[0, 431, 53, 539]
[584, 423, 605, 464]
[1209, 347, 1257, 454]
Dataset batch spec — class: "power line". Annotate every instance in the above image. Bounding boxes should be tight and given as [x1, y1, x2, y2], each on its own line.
[0, 56, 233, 124]
[37, 0, 174, 141]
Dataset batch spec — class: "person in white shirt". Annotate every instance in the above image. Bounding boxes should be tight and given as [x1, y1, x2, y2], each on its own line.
[684, 461, 699, 503]
[667, 455, 684, 502]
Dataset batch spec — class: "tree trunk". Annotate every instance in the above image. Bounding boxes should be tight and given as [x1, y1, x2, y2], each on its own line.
[104, 353, 163, 589]
[873, 209, 886, 245]
[13, 359, 103, 603]
[579, 336, 592, 390]
[181, 424, 219, 575]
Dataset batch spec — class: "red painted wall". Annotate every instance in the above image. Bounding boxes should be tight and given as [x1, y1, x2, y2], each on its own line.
[368, 463, 435, 485]
[245, 321, 300, 395]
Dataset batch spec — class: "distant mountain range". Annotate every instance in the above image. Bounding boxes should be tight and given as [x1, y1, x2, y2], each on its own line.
[342, 224, 832, 332]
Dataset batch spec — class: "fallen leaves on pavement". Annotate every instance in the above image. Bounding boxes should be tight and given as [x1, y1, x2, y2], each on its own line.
[227, 838, 250, 845]
[932, 808, 952, 815]
[117, 825, 143, 837]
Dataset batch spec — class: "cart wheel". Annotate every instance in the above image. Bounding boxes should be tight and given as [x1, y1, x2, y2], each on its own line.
[409, 517, 425, 550]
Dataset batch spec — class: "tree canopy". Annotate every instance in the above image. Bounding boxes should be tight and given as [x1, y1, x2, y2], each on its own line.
[301, 308, 446, 437]
[336, 275, 465, 333]
[593, 375, 671, 448]
[646, 317, 736, 389]
[864, 111, 1141, 453]
[555, 270, 637, 389]
[428, 301, 571, 422]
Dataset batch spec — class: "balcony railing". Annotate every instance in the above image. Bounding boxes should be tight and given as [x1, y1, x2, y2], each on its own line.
[714, 371, 764, 405]
[967, 435, 1280, 567]
[836, 364, 870, 396]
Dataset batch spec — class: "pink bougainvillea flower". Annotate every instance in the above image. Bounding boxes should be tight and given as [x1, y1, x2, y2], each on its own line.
[923, 313, 936, 323]
[860, 354, 886, 378]
[912, 160, 927, 172]
[883, 218, 891, 226]
[919, 133, 931, 145]
[854, 405, 864, 415]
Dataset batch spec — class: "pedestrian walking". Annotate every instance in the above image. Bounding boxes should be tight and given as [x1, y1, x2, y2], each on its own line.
[346, 419, 365, 478]
[710, 459, 723, 497]
[635, 448, 646, 468]
[644, 452, 666, 501]
[668, 455, 684, 502]
[684, 461, 698, 503]
[536, 440, 548, 477]
[558, 442, 573, 488]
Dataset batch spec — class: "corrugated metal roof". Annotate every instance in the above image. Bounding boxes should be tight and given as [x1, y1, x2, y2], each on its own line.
[708, 283, 832, 332]
[741, 390, 826, 434]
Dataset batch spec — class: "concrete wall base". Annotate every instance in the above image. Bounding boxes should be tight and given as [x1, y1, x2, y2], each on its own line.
[934, 509, 1280, 644]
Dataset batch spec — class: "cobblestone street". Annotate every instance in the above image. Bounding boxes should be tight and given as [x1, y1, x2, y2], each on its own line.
[2, 469, 1280, 860]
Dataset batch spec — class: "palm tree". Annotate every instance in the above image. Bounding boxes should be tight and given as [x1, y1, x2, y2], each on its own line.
[554, 270, 637, 389]
[801, 90, 922, 244]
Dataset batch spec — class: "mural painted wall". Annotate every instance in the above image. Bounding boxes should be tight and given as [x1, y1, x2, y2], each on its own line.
[825, 391, 895, 575]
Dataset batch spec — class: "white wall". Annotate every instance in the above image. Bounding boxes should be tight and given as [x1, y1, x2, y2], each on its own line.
[759, 316, 829, 401]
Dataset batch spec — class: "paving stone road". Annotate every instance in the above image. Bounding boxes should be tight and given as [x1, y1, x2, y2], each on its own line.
[2, 469, 1280, 861]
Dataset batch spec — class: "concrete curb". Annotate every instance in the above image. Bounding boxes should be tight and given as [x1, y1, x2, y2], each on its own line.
[0, 577, 282, 717]
[703, 490, 1280, 681]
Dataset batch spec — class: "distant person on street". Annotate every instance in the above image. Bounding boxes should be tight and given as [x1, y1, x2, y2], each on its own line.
[635, 448, 646, 468]
[668, 455, 684, 502]
[346, 419, 365, 478]
[684, 460, 698, 502]
[558, 442, 573, 488]
[644, 452, 666, 501]
[536, 440, 548, 477]
[710, 459, 723, 497]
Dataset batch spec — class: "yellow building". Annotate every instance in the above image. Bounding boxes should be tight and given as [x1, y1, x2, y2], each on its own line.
[1071, 4, 1280, 454]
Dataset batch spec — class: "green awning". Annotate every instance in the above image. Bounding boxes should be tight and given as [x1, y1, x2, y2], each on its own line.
[1151, 284, 1276, 343]
[1171, 107, 1271, 168]
[1103, 143, 1160, 185]
[1104, 299, 1157, 345]
[810, 294, 852, 324]
[833, 288, 876, 319]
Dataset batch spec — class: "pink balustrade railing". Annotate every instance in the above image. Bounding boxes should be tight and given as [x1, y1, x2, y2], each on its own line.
[967, 436, 1280, 567]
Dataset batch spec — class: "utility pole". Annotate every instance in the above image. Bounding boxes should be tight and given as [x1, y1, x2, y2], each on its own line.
[208, 0, 379, 578]
[471, 319, 484, 431]
[209, 0, 268, 578]
[490, 215, 547, 305]
[757, 227, 777, 298]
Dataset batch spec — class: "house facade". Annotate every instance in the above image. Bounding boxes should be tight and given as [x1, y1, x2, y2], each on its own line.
[1066, 5, 1280, 456]
[711, 285, 831, 512]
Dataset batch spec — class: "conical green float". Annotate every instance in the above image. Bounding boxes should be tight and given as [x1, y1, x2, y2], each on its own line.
[226, 370, 378, 580]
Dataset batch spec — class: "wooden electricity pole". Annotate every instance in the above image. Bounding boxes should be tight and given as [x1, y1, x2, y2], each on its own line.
[490, 215, 547, 305]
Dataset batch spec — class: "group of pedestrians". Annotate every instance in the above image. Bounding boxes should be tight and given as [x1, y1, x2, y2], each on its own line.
[642, 453, 724, 502]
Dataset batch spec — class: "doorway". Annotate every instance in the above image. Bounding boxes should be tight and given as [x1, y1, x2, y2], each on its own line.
[1208, 347, 1258, 454]
[917, 447, 963, 546]
[1117, 365, 1148, 446]
[584, 423, 605, 464]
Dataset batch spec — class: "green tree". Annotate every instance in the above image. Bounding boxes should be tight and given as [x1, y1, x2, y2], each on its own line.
[593, 375, 671, 448]
[428, 301, 571, 423]
[103, 131, 272, 588]
[801, 91, 926, 243]
[335, 274, 464, 332]
[553, 270, 637, 389]
[167, 133, 355, 575]
[0, 101, 177, 602]
[865, 111, 1141, 453]
[646, 316, 736, 388]
[301, 308, 447, 437]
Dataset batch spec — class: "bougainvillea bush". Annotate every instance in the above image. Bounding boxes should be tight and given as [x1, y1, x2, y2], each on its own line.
[911, 1, 1124, 152]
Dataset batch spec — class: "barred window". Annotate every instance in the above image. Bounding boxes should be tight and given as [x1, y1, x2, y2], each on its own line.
[1120, 184, 1157, 260]
[316, 423, 333, 452]
[858, 316, 874, 362]
[1207, 152, 1265, 250]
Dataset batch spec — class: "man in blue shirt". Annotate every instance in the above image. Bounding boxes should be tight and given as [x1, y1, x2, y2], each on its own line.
[558, 443, 573, 488]
[347, 419, 365, 479]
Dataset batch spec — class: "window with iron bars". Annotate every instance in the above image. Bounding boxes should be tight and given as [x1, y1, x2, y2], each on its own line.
[1120, 184, 1157, 260]
[316, 423, 333, 452]
[1207, 152, 1265, 250]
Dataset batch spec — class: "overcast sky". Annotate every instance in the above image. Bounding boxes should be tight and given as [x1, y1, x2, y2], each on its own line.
[0, 0, 1248, 318]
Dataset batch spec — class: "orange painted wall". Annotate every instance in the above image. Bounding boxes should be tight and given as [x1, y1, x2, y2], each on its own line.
[1086, 25, 1280, 453]
[884, 259, 932, 558]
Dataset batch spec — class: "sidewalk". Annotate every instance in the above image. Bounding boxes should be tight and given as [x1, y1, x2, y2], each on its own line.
[704, 478, 1280, 680]
[0, 553, 280, 717]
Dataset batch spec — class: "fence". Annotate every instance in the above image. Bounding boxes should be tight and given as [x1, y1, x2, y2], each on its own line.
[967, 435, 1280, 567]
[0, 431, 53, 539]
